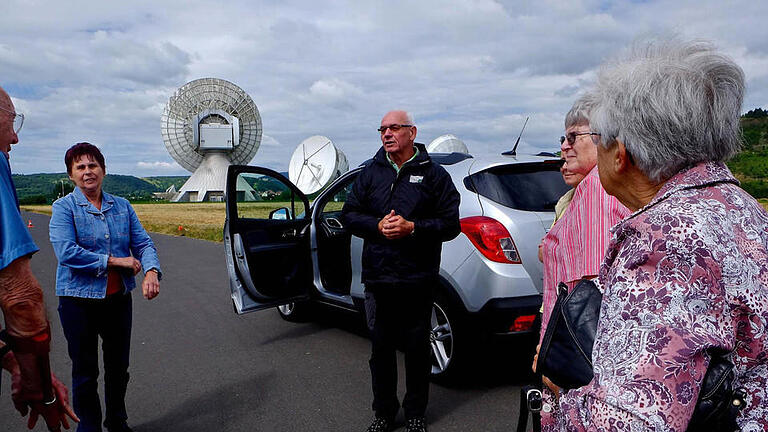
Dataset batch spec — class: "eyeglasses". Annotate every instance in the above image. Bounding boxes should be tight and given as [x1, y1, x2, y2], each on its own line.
[560, 131, 600, 145]
[377, 124, 413, 134]
[0, 104, 24, 134]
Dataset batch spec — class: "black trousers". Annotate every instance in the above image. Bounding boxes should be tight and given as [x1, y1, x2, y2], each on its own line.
[364, 282, 433, 420]
[58, 292, 132, 432]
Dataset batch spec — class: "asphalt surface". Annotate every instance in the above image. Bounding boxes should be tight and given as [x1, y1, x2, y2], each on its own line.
[1, 211, 534, 432]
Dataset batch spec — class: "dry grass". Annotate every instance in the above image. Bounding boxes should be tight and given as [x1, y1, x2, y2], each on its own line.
[20, 201, 309, 242]
[22, 203, 228, 242]
[134, 203, 227, 241]
[760, 199, 768, 212]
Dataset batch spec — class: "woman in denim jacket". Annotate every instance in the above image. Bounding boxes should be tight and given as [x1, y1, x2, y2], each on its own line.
[49, 142, 161, 432]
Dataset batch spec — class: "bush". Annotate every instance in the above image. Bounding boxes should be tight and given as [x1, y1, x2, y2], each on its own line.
[19, 194, 48, 205]
[740, 180, 768, 199]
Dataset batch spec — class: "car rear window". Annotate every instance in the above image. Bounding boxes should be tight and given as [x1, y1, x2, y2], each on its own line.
[463, 162, 570, 211]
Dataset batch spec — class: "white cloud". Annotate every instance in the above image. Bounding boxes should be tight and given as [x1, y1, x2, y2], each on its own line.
[1, 0, 766, 176]
[137, 161, 177, 170]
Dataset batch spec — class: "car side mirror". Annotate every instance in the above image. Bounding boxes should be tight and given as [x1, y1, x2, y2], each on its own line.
[269, 207, 292, 220]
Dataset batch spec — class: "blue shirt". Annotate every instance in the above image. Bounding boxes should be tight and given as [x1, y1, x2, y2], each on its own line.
[49, 187, 162, 298]
[0, 154, 38, 270]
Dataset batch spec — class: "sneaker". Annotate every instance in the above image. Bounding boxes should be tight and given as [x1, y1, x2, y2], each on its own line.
[406, 417, 428, 432]
[366, 416, 394, 432]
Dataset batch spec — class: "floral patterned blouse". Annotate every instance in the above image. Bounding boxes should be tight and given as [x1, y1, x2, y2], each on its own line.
[558, 162, 768, 431]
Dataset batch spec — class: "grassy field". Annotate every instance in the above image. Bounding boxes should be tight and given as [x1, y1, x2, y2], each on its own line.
[22, 202, 231, 242]
[22, 199, 768, 243]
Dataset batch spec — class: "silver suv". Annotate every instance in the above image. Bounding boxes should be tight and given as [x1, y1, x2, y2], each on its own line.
[223, 151, 568, 379]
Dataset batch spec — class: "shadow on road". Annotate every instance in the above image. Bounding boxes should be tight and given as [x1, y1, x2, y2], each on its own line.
[134, 372, 276, 432]
[268, 303, 537, 390]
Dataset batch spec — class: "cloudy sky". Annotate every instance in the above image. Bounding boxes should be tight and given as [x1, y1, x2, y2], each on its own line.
[2, 0, 767, 176]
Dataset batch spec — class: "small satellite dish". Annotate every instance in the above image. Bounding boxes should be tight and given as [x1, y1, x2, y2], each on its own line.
[288, 136, 349, 194]
[428, 134, 469, 154]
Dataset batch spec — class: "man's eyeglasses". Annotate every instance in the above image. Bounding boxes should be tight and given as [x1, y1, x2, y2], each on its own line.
[378, 124, 413, 134]
[0, 105, 24, 134]
[560, 131, 600, 145]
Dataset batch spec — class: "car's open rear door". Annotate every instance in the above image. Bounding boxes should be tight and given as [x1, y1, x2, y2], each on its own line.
[224, 165, 312, 314]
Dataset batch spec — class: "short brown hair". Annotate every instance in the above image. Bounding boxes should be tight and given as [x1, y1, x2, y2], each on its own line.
[65, 142, 105, 175]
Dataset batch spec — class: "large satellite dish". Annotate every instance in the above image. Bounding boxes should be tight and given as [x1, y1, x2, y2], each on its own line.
[427, 134, 468, 154]
[288, 135, 349, 194]
[161, 78, 262, 202]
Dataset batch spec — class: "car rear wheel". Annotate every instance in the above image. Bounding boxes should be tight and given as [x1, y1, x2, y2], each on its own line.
[276, 301, 311, 322]
[430, 294, 465, 379]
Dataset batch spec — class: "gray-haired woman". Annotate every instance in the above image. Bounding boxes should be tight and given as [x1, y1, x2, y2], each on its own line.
[557, 39, 768, 431]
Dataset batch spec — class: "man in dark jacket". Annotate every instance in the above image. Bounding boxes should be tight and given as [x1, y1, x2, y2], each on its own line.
[342, 110, 460, 432]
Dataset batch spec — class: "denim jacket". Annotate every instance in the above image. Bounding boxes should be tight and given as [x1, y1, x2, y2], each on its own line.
[49, 187, 162, 298]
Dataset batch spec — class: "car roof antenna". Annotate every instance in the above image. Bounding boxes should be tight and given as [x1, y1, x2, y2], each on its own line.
[502, 116, 528, 156]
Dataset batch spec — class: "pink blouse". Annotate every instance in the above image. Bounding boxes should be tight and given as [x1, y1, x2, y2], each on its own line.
[540, 166, 630, 334]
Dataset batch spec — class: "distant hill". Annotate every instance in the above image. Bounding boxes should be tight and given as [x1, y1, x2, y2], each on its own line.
[12, 171, 292, 204]
[12, 173, 189, 204]
[141, 176, 190, 192]
[728, 108, 768, 197]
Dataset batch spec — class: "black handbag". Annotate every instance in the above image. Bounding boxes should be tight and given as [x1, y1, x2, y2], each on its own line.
[686, 353, 746, 432]
[533, 278, 748, 430]
[537, 279, 600, 389]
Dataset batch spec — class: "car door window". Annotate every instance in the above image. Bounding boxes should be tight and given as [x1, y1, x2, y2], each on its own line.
[321, 181, 353, 215]
[234, 172, 302, 220]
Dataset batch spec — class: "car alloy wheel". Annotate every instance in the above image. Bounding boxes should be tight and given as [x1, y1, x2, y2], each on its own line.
[278, 302, 295, 316]
[430, 300, 454, 375]
[276, 301, 311, 322]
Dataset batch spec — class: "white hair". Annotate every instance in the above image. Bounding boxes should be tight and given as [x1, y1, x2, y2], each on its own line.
[404, 111, 416, 126]
[589, 38, 744, 182]
[565, 93, 596, 128]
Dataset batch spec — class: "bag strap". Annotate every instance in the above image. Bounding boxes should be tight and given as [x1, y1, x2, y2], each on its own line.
[516, 386, 530, 432]
[517, 309, 543, 432]
[516, 383, 543, 432]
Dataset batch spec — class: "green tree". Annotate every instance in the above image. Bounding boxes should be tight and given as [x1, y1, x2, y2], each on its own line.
[50, 179, 75, 201]
[744, 108, 767, 119]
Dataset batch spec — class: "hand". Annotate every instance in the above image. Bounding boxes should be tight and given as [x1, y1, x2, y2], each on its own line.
[538, 243, 544, 263]
[108, 256, 142, 275]
[532, 343, 540, 373]
[380, 210, 415, 240]
[13, 370, 79, 430]
[27, 372, 79, 431]
[377, 210, 396, 234]
[142, 270, 160, 300]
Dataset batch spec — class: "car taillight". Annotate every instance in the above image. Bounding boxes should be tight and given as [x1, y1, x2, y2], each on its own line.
[510, 314, 537, 332]
[460, 216, 521, 264]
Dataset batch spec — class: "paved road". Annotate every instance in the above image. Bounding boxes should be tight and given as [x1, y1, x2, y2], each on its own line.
[2, 211, 533, 432]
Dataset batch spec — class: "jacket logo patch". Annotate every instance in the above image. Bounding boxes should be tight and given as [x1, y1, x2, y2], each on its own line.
[410, 175, 424, 183]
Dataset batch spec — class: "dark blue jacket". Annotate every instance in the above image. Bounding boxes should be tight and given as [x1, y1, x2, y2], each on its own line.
[342, 143, 460, 285]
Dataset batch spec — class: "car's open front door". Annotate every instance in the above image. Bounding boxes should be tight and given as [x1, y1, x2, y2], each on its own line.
[224, 165, 312, 314]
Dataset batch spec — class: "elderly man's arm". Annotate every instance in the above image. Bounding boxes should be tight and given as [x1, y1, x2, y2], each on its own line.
[410, 168, 461, 241]
[0, 256, 80, 427]
[0, 256, 48, 341]
[0, 255, 54, 405]
[341, 170, 382, 239]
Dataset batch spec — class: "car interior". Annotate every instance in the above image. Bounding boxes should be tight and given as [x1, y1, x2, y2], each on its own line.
[314, 177, 355, 295]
